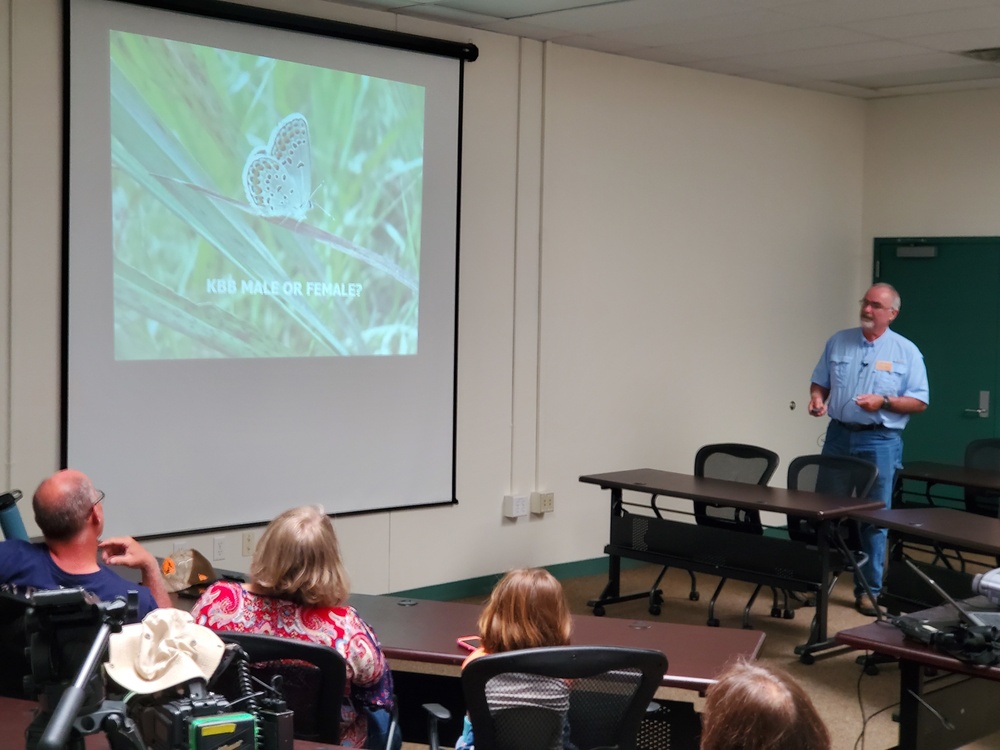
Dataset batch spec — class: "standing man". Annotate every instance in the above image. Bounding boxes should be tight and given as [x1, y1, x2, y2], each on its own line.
[0, 468, 170, 619]
[809, 283, 929, 616]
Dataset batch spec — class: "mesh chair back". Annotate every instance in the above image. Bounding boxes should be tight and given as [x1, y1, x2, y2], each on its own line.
[0, 589, 29, 699]
[964, 438, 1000, 517]
[462, 646, 666, 750]
[785, 454, 878, 545]
[693, 443, 779, 533]
[215, 630, 347, 743]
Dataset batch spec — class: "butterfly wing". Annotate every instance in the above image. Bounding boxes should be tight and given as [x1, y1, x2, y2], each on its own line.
[242, 113, 312, 221]
[269, 113, 311, 213]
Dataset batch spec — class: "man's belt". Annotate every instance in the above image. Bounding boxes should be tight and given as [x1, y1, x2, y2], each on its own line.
[832, 419, 883, 432]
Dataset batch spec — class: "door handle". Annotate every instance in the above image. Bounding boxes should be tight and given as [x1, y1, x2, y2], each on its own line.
[966, 390, 990, 418]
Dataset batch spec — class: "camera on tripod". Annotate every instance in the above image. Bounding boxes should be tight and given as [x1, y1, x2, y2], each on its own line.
[22, 588, 293, 750]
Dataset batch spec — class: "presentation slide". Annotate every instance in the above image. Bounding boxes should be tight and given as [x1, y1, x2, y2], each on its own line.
[66, 0, 463, 536]
[111, 31, 424, 359]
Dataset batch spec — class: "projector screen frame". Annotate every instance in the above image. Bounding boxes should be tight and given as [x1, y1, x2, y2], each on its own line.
[60, 0, 474, 537]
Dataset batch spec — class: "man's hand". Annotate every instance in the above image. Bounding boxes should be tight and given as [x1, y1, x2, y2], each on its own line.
[99, 536, 172, 609]
[853, 394, 884, 412]
[99, 536, 156, 570]
[808, 383, 829, 417]
[808, 394, 827, 417]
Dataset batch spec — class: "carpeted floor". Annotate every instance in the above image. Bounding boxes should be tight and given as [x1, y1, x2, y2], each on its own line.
[457, 562, 1000, 750]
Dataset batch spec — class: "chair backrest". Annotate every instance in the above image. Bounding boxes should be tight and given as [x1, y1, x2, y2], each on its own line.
[215, 630, 347, 743]
[693, 443, 780, 534]
[785, 454, 878, 545]
[964, 438, 1000, 517]
[0, 589, 30, 699]
[462, 646, 667, 750]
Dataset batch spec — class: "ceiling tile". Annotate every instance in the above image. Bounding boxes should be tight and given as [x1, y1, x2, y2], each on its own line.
[839, 61, 1000, 88]
[597, 9, 813, 48]
[504, 0, 747, 34]
[660, 25, 877, 62]
[555, 35, 648, 55]
[773, 0, 991, 26]
[320, 0, 1000, 98]
[730, 40, 934, 70]
[907, 27, 1000, 52]
[842, 6, 1000, 39]
[437, 0, 623, 19]
[787, 51, 986, 81]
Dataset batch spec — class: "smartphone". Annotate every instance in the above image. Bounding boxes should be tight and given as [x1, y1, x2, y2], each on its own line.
[456, 635, 481, 652]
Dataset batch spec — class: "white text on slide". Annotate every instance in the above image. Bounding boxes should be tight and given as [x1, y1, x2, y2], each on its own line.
[205, 278, 363, 298]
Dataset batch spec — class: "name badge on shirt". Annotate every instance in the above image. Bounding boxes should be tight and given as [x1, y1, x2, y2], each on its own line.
[875, 360, 893, 372]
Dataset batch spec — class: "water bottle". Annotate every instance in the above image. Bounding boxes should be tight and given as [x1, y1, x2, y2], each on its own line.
[0, 489, 28, 541]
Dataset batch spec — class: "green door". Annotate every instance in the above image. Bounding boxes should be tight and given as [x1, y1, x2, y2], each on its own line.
[874, 237, 1000, 466]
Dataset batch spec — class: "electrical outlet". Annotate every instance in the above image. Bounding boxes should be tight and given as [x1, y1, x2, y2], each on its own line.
[213, 535, 225, 561]
[502, 494, 530, 518]
[539, 491, 554, 513]
[242, 531, 255, 557]
[531, 491, 555, 514]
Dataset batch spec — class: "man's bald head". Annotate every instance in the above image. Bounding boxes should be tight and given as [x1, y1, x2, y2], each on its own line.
[33, 469, 98, 541]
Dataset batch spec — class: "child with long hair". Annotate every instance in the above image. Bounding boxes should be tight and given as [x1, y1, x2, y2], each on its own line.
[699, 661, 830, 750]
[456, 567, 573, 750]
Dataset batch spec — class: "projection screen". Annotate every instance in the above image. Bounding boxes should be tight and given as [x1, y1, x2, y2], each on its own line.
[64, 0, 473, 537]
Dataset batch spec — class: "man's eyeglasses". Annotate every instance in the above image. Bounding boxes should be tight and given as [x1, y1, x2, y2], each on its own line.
[93, 490, 105, 506]
[859, 298, 891, 311]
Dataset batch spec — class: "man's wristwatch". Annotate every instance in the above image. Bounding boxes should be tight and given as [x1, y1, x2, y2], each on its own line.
[882, 395, 891, 410]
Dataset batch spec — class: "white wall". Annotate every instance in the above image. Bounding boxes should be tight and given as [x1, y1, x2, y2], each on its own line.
[864, 89, 1000, 238]
[2, 0, 878, 594]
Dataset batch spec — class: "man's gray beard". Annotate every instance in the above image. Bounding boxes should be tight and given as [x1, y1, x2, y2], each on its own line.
[860, 318, 874, 329]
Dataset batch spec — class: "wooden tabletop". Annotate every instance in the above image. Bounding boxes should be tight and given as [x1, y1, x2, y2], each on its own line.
[580, 468, 883, 518]
[348, 592, 764, 693]
[850, 506, 1000, 556]
[898, 461, 1000, 493]
[836, 619, 1000, 682]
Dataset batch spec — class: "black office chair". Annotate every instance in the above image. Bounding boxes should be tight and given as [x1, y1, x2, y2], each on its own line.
[781, 454, 878, 618]
[642, 444, 779, 624]
[785, 453, 878, 545]
[964, 438, 1000, 518]
[213, 631, 350, 744]
[0, 588, 30, 699]
[425, 646, 667, 750]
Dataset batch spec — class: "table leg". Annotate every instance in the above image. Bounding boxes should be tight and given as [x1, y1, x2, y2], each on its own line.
[587, 489, 622, 615]
[587, 488, 660, 616]
[794, 520, 836, 663]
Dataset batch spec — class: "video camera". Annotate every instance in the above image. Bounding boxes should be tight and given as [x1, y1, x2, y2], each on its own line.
[22, 588, 293, 750]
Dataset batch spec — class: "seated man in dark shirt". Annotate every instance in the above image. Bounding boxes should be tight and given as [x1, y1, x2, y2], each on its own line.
[0, 468, 169, 620]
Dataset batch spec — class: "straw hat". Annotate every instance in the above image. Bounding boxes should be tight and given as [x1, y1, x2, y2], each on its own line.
[105, 609, 225, 694]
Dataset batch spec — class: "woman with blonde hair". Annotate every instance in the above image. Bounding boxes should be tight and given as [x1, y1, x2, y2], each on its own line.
[191, 505, 392, 748]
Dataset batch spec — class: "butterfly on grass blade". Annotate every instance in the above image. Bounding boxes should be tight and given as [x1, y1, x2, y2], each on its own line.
[243, 113, 313, 222]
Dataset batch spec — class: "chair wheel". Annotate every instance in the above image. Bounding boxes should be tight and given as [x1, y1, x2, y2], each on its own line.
[864, 663, 880, 676]
[689, 592, 700, 601]
[770, 607, 781, 618]
[783, 610, 795, 620]
[649, 604, 661, 616]
[592, 605, 605, 617]
[707, 618, 720, 627]
[742, 623, 754, 630]
[799, 653, 815, 665]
